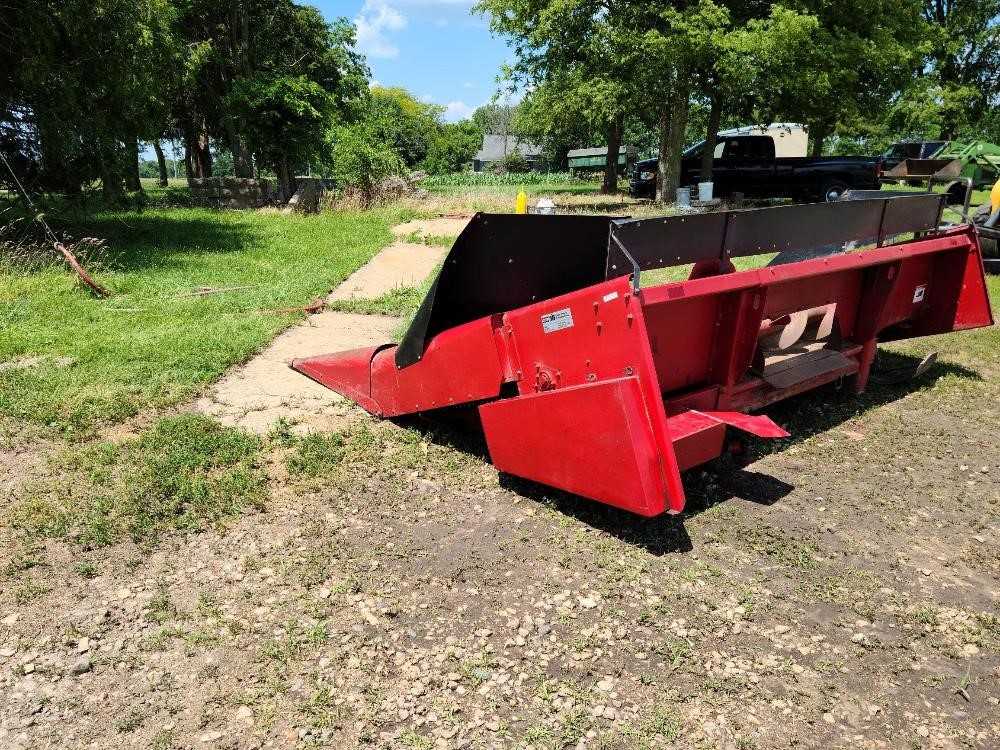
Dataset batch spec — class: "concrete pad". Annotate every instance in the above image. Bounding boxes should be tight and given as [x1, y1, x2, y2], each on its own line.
[195, 228, 451, 434]
[391, 216, 470, 238]
[329, 242, 444, 301]
[196, 311, 399, 434]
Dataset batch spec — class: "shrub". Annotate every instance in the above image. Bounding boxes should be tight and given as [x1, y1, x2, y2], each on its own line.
[421, 171, 590, 187]
[491, 148, 531, 174]
[330, 126, 406, 207]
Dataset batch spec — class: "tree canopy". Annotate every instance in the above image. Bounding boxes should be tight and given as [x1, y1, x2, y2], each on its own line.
[482, 0, 999, 202]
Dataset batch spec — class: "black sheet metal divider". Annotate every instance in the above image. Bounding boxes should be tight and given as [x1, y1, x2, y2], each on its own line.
[607, 194, 947, 288]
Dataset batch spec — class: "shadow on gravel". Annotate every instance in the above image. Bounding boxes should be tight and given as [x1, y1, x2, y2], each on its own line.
[755, 353, 980, 456]
[401, 352, 980, 554]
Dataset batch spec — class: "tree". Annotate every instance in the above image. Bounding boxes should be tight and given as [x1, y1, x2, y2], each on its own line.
[226, 75, 335, 199]
[618, 0, 729, 202]
[1, 0, 175, 202]
[330, 126, 406, 206]
[166, 1, 367, 182]
[478, 0, 643, 193]
[422, 121, 483, 174]
[151, 142, 170, 186]
[760, 0, 924, 155]
[889, 1, 1000, 140]
[472, 103, 522, 144]
[359, 87, 444, 167]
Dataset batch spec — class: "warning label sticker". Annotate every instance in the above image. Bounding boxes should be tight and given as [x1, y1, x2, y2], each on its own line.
[541, 308, 574, 334]
[602, 291, 619, 303]
[913, 284, 926, 303]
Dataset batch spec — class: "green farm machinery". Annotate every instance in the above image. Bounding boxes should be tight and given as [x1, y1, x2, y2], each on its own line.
[885, 139, 1000, 211]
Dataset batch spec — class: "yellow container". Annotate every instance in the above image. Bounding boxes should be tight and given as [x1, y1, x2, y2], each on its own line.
[515, 186, 528, 214]
[991, 177, 1000, 213]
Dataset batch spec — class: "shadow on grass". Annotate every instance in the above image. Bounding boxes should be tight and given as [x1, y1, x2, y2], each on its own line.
[396, 351, 981, 555]
[2, 195, 263, 275]
[70, 212, 264, 273]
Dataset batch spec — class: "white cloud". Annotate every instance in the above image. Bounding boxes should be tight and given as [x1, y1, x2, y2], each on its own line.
[384, 0, 478, 23]
[443, 101, 474, 122]
[369, 79, 381, 89]
[463, 81, 474, 89]
[354, 1, 407, 59]
[420, 94, 434, 103]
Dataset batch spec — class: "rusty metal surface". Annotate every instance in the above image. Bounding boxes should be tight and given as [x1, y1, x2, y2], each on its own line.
[54, 242, 112, 298]
[886, 158, 958, 179]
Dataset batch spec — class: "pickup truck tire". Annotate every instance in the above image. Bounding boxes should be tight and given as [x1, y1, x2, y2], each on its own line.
[820, 179, 850, 202]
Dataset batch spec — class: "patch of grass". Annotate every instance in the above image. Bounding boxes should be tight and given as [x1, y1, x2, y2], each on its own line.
[13, 580, 51, 603]
[399, 230, 454, 248]
[284, 431, 346, 479]
[422, 171, 594, 188]
[72, 561, 98, 578]
[618, 708, 683, 747]
[149, 727, 174, 750]
[726, 522, 821, 570]
[327, 284, 425, 317]
[399, 730, 435, 749]
[283, 421, 446, 486]
[116, 707, 144, 733]
[1, 557, 42, 577]
[9, 414, 265, 548]
[0, 203, 398, 435]
[650, 637, 694, 670]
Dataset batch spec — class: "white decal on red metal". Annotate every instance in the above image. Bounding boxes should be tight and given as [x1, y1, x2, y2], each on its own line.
[913, 284, 926, 303]
[541, 308, 574, 333]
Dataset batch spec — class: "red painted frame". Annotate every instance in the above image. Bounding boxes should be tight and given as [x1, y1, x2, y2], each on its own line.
[293, 224, 993, 517]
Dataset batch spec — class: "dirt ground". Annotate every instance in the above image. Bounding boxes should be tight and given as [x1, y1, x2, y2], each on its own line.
[1, 205, 998, 750]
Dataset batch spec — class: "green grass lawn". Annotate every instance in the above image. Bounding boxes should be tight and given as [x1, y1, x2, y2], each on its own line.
[1, 202, 407, 435]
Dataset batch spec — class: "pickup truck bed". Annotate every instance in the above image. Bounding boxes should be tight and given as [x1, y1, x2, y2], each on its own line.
[629, 135, 881, 202]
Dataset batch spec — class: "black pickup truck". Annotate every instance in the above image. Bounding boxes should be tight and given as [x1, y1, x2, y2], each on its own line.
[629, 134, 882, 202]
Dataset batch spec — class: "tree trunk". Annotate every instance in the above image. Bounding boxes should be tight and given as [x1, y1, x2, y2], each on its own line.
[810, 124, 826, 157]
[699, 91, 723, 183]
[185, 141, 197, 179]
[601, 114, 623, 195]
[277, 154, 291, 202]
[224, 120, 254, 178]
[152, 141, 169, 187]
[655, 100, 672, 203]
[125, 138, 142, 192]
[100, 160, 123, 206]
[197, 123, 213, 177]
[662, 71, 691, 204]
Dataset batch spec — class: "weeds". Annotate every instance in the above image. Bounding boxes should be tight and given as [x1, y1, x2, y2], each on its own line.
[72, 561, 98, 578]
[9, 414, 265, 548]
[422, 171, 591, 188]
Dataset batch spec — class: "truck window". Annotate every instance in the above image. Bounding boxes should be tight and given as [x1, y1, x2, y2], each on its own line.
[721, 137, 771, 161]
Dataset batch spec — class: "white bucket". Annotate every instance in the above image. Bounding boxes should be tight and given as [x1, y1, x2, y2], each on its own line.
[676, 187, 691, 208]
[698, 181, 714, 201]
[532, 198, 556, 215]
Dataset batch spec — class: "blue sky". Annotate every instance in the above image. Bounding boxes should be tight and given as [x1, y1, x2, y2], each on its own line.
[315, 0, 512, 121]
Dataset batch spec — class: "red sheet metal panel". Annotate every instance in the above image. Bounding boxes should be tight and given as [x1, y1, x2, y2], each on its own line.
[371, 318, 505, 416]
[666, 411, 727, 471]
[479, 377, 669, 516]
[291, 345, 387, 415]
[500, 275, 688, 512]
[696, 411, 790, 438]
